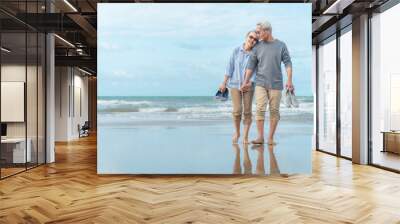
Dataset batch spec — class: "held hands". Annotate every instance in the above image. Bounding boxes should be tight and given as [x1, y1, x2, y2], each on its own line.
[240, 81, 252, 92]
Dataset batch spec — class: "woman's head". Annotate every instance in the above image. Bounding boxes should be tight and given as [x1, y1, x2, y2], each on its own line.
[244, 30, 258, 49]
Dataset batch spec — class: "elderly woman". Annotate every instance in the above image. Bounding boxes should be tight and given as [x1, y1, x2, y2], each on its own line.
[219, 31, 258, 144]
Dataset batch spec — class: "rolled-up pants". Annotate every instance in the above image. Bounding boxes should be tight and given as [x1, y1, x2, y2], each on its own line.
[230, 87, 254, 125]
[254, 86, 281, 121]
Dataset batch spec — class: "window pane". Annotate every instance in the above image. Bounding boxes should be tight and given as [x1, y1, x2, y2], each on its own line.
[371, 4, 400, 171]
[318, 37, 337, 154]
[340, 30, 352, 158]
[1, 31, 27, 178]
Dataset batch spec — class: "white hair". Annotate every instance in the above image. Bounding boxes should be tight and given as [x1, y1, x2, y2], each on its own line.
[257, 20, 272, 32]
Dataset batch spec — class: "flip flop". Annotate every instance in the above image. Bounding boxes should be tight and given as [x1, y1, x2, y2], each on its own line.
[215, 89, 229, 101]
[267, 141, 277, 146]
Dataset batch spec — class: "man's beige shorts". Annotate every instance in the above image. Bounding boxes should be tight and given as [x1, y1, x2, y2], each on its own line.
[255, 86, 281, 121]
[230, 87, 254, 125]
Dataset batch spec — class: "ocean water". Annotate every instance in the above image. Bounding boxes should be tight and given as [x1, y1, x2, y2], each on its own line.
[98, 96, 313, 125]
[98, 96, 314, 175]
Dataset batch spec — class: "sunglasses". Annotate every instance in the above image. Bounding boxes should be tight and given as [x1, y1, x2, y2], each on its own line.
[249, 36, 258, 41]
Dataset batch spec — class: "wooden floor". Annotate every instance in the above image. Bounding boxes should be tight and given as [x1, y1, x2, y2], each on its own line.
[373, 151, 400, 171]
[1, 135, 400, 224]
[1, 167, 26, 178]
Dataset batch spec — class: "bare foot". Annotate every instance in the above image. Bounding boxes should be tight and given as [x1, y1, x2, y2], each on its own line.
[243, 137, 249, 144]
[251, 137, 264, 145]
[232, 133, 240, 144]
[267, 138, 277, 145]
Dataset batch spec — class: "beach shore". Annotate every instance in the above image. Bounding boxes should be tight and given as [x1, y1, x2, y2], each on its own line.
[98, 119, 312, 175]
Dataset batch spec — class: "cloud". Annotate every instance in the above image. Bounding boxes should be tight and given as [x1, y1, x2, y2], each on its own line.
[99, 41, 120, 50]
[112, 70, 130, 78]
[98, 4, 312, 96]
[98, 4, 308, 40]
[176, 42, 202, 51]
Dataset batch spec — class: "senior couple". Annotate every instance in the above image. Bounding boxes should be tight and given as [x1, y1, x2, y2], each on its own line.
[219, 20, 294, 145]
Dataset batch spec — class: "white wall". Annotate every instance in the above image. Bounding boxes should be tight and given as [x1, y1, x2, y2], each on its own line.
[55, 67, 89, 141]
[71, 73, 89, 138]
[55, 66, 69, 141]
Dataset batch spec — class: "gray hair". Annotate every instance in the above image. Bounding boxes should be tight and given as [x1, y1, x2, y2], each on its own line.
[246, 30, 256, 38]
[257, 20, 272, 32]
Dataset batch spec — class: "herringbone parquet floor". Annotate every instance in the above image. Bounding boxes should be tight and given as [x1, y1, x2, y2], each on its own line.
[1, 135, 400, 224]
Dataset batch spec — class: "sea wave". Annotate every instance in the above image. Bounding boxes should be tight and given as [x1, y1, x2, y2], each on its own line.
[141, 107, 180, 113]
[98, 111, 313, 124]
[97, 97, 314, 122]
[98, 100, 153, 107]
[98, 104, 313, 114]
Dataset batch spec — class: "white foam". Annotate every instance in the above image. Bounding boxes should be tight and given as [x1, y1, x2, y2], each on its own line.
[98, 100, 153, 106]
[98, 97, 314, 122]
[140, 107, 168, 112]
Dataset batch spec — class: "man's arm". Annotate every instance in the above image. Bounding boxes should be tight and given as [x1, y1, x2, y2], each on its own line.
[240, 69, 254, 92]
[285, 66, 293, 91]
[282, 43, 293, 91]
[244, 69, 253, 84]
[241, 48, 258, 91]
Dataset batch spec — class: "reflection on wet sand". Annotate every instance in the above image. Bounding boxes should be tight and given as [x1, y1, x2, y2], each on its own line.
[232, 144, 286, 176]
[243, 144, 252, 175]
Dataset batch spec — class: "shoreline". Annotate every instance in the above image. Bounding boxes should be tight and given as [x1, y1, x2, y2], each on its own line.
[98, 117, 314, 127]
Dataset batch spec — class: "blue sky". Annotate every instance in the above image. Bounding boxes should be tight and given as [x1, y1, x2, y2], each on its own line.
[98, 3, 312, 96]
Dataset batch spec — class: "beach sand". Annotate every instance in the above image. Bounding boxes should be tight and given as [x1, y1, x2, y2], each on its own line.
[98, 120, 312, 175]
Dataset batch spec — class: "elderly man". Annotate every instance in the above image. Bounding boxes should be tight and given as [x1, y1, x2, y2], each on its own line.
[241, 20, 293, 145]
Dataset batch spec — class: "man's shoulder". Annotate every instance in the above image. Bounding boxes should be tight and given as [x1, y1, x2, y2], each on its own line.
[254, 41, 263, 47]
[274, 39, 287, 47]
[251, 42, 261, 52]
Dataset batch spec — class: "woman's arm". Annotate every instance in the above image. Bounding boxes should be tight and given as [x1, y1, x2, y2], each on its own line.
[241, 50, 257, 92]
[220, 48, 237, 92]
[219, 75, 229, 92]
